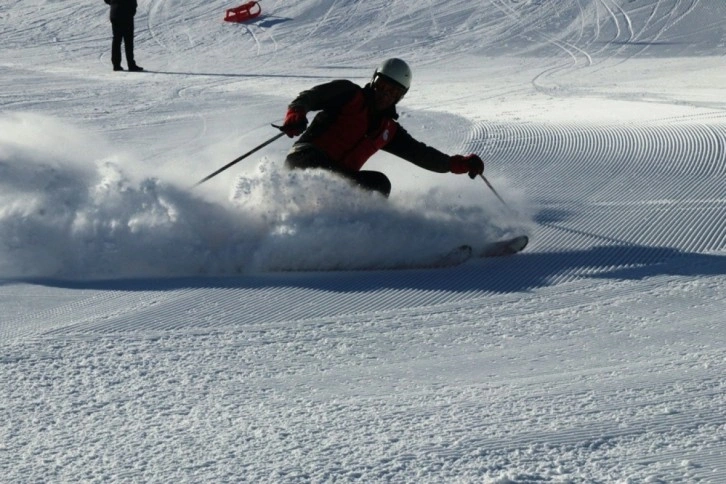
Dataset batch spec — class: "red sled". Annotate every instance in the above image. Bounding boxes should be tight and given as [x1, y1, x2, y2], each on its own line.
[224, 1, 261, 23]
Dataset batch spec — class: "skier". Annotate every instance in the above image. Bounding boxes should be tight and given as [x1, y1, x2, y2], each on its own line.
[279, 58, 484, 197]
[104, 0, 143, 72]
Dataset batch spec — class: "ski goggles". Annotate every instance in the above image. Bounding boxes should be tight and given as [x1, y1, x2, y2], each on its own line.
[373, 75, 407, 102]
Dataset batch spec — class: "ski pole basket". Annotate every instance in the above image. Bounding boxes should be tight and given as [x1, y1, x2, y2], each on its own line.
[224, 1, 261, 23]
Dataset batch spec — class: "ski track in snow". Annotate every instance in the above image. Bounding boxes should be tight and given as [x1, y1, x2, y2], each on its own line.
[2, 0, 726, 482]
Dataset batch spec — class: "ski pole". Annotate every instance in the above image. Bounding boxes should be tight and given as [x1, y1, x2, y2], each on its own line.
[479, 174, 513, 211]
[192, 131, 285, 187]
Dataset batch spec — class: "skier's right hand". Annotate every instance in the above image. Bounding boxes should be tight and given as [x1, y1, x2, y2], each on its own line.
[280, 108, 308, 138]
[450, 154, 484, 179]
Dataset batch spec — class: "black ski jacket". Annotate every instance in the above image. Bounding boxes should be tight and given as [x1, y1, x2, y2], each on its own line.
[290, 80, 451, 173]
[105, 0, 137, 21]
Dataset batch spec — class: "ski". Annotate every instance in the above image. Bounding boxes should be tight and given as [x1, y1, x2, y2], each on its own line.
[479, 234, 529, 258]
[430, 235, 529, 268]
[434, 244, 473, 267]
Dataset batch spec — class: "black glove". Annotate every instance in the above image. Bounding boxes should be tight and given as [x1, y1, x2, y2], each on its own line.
[450, 154, 484, 179]
[280, 108, 308, 138]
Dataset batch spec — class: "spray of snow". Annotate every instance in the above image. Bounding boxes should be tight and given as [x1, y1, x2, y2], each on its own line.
[0, 113, 530, 279]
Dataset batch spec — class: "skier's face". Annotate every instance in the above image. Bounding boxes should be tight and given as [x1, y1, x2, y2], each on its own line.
[373, 76, 406, 110]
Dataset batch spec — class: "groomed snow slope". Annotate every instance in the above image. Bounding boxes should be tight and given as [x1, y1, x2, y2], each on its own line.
[1, 0, 725, 482]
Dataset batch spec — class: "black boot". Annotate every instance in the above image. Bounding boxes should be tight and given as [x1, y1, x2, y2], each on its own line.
[128, 64, 144, 72]
[113, 65, 124, 71]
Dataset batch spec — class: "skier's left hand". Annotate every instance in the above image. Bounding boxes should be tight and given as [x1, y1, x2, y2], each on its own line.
[450, 154, 484, 179]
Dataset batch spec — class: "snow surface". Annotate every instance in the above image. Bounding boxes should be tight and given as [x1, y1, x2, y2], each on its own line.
[1, 0, 725, 482]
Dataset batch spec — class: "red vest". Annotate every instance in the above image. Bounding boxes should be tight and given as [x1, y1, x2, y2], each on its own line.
[311, 91, 398, 172]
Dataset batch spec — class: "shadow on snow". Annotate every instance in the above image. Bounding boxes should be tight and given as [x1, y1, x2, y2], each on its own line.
[8, 245, 726, 294]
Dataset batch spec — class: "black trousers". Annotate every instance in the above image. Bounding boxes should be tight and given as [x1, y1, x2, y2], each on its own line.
[111, 18, 135, 68]
[285, 144, 392, 198]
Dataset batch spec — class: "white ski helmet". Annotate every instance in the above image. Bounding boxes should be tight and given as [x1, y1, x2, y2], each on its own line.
[373, 58, 412, 91]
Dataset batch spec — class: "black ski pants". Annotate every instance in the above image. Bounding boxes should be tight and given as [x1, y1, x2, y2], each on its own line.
[111, 18, 135, 68]
[285, 143, 392, 198]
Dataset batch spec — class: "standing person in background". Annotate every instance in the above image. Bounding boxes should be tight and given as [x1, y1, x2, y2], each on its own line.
[279, 58, 484, 198]
[104, 0, 143, 72]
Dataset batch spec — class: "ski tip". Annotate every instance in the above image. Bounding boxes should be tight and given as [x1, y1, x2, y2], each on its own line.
[508, 235, 529, 253]
[481, 235, 529, 257]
